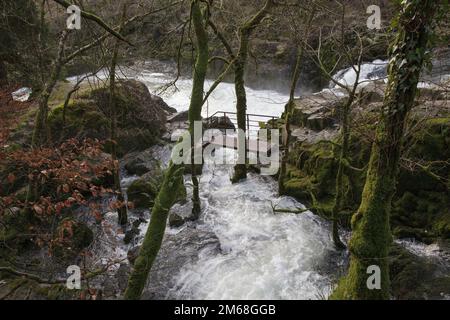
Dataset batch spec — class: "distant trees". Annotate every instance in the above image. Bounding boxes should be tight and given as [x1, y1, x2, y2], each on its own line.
[0, 0, 41, 86]
[331, 0, 439, 299]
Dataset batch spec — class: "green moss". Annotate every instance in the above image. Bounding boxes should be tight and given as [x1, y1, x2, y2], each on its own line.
[127, 179, 159, 209]
[388, 244, 450, 299]
[48, 81, 164, 155]
[433, 213, 450, 238]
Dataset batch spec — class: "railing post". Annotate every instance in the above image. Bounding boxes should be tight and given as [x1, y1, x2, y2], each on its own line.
[247, 114, 250, 140]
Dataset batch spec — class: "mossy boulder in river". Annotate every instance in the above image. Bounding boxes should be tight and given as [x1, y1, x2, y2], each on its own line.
[127, 171, 163, 209]
[49, 80, 174, 155]
[127, 166, 187, 209]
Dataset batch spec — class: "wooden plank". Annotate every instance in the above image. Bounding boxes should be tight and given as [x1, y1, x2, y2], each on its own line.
[203, 136, 272, 154]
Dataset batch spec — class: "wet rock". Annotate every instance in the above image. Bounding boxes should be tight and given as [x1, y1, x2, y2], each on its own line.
[169, 213, 185, 228]
[356, 81, 386, 104]
[124, 218, 147, 244]
[290, 90, 346, 131]
[168, 200, 194, 229]
[390, 243, 450, 300]
[123, 149, 163, 176]
[167, 110, 189, 123]
[203, 116, 235, 131]
[290, 126, 339, 144]
[142, 227, 220, 299]
[127, 170, 164, 209]
[149, 94, 177, 115]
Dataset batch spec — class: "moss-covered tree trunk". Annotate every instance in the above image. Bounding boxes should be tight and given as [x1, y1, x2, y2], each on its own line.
[331, 0, 438, 300]
[189, 0, 209, 219]
[124, 0, 209, 299]
[32, 30, 68, 147]
[109, 6, 128, 226]
[232, 0, 274, 183]
[123, 162, 184, 299]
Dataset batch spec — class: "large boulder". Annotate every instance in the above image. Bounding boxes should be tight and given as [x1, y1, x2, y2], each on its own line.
[127, 170, 163, 209]
[203, 116, 235, 131]
[389, 243, 450, 300]
[49, 80, 173, 155]
[167, 110, 189, 123]
[123, 150, 162, 176]
[290, 89, 346, 131]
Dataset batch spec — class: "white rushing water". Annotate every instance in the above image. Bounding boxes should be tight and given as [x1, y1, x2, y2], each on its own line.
[330, 59, 388, 88]
[68, 59, 391, 121]
[166, 148, 345, 300]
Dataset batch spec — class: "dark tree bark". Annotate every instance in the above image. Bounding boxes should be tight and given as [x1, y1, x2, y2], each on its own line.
[32, 30, 68, 147]
[109, 5, 128, 226]
[0, 59, 7, 86]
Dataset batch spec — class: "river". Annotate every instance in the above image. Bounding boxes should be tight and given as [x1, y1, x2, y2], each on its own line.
[71, 59, 448, 300]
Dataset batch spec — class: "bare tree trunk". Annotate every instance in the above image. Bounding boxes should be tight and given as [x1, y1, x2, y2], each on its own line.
[109, 5, 128, 226]
[32, 30, 68, 147]
[331, 0, 438, 299]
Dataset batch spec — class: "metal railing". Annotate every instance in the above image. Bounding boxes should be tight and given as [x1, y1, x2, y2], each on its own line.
[205, 111, 279, 139]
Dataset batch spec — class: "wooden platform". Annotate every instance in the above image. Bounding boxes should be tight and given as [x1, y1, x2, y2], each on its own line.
[202, 135, 273, 154]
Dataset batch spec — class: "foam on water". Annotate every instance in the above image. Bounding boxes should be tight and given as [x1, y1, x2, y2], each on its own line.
[168, 148, 342, 300]
[331, 59, 388, 88]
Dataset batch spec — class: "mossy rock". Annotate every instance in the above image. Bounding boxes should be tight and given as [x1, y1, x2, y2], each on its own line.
[48, 80, 169, 155]
[283, 177, 314, 203]
[389, 244, 450, 300]
[127, 178, 159, 209]
[392, 191, 449, 241]
[127, 167, 186, 209]
[127, 166, 164, 208]
[433, 213, 450, 239]
[284, 112, 449, 243]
